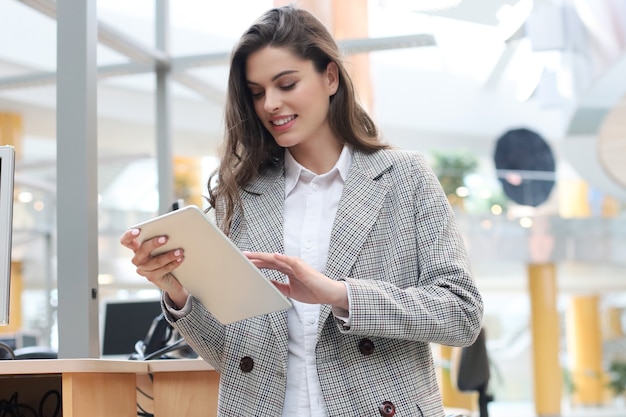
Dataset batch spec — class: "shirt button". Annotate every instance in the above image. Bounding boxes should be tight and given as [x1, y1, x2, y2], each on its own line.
[312, 184, 319, 191]
[308, 317, 316, 325]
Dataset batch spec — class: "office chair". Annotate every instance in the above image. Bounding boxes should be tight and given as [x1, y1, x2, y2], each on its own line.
[0, 344, 58, 360]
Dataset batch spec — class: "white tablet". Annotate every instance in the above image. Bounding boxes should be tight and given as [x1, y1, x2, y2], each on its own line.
[131, 205, 292, 324]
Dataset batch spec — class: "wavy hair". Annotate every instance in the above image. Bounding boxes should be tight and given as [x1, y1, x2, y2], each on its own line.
[208, 5, 387, 234]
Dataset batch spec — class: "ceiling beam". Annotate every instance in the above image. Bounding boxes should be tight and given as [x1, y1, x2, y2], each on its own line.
[0, 33, 436, 91]
[10, 0, 435, 101]
[0, 62, 155, 89]
[18, 0, 169, 67]
[340, 33, 435, 54]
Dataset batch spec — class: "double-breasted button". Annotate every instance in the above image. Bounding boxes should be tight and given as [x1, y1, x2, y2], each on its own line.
[378, 401, 396, 416]
[358, 338, 375, 356]
[239, 356, 254, 373]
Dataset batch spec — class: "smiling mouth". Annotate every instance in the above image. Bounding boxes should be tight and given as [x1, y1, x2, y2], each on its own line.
[271, 115, 296, 126]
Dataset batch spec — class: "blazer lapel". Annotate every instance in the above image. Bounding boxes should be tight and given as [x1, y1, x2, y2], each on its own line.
[241, 166, 289, 356]
[319, 149, 393, 331]
[242, 167, 285, 260]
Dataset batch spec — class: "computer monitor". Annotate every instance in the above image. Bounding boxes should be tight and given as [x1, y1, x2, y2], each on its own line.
[101, 298, 163, 357]
[0, 146, 15, 326]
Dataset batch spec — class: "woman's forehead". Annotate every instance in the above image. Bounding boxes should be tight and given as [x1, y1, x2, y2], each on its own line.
[245, 47, 313, 84]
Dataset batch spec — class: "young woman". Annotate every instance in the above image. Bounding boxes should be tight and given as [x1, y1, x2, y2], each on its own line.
[121, 5, 483, 417]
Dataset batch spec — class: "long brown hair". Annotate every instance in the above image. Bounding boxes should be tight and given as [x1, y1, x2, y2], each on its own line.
[208, 5, 387, 234]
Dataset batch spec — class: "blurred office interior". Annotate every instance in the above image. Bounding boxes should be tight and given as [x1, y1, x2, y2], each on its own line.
[1, 0, 625, 416]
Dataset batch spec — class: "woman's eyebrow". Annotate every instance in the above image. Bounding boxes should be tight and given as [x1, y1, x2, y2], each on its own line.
[247, 70, 299, 86]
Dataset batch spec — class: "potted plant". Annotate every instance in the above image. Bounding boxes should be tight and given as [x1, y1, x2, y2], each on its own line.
[608, 360, 626, 406]
[431, 150, 478, 208]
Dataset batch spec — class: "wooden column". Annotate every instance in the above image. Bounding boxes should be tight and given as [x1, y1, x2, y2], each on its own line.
[436, 344, 477, 412]
[0, 262, 22, 333]
[566, 295, 604, 406]
[604, 307, 624, 340]
[273, 0, 374, 112]
[0, 112, 23, 331]
[528, 263, 561, 417]
[0, 113, 23, 149]
[174, 156, 203, 208]
[330, 0, 373, 112]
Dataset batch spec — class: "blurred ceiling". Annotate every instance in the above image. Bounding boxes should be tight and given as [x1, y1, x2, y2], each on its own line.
[0, 4, 622, 144]
[0, 0, 624, 198]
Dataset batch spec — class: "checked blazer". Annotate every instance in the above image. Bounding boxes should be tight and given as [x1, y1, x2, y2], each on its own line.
[169, 148, 484, 417]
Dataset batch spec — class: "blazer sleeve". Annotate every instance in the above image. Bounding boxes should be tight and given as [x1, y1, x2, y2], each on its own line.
[338, 151, 483, 347]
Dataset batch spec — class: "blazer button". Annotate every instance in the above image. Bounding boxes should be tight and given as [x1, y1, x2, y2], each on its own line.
[358, 338, 375, 355]
[239, 356, 254, 373]
[378, 401, 396, 416]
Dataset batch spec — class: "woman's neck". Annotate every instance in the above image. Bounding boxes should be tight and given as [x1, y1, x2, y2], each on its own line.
[289, 138, 343, 174]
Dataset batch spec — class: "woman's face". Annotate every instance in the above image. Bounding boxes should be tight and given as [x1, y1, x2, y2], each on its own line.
[245, 46, 339, 151]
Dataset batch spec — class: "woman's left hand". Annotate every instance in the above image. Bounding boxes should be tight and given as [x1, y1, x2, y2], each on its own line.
[244, 252, 348, 309]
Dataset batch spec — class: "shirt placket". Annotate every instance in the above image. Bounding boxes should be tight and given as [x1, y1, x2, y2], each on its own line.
[300, 178, 323, 414]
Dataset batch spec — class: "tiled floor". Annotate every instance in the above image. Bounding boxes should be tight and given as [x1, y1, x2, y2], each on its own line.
[448, 401, 626, 417]
[487, 401, 626, 417]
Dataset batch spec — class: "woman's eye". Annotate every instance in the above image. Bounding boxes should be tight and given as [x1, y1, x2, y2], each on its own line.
[251, 91, 264, 99]
[280, 83, 296, 91]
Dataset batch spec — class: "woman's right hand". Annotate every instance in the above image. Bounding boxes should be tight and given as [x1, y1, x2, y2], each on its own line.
[119, 228, 190, 308]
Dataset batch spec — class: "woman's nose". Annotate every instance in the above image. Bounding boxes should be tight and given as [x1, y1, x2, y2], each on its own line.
[263, 89, 281, 112]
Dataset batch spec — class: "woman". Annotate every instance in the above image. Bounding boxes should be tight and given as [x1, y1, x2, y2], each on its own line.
[121, 5, 483, 417]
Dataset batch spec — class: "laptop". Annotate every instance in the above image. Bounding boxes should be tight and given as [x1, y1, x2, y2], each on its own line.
[130, 205, 292, 324]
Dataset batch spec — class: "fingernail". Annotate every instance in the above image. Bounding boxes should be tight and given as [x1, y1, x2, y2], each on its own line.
[158, 236, 166, 244]
[131, 229, 139, 236]
[174, 250, 181, 256]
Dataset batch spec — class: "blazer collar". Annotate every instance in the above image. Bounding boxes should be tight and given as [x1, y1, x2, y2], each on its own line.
[242, 148, 393, 195]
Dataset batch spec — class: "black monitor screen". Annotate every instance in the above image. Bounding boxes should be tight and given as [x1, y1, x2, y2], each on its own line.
[101, 299, 162, 356]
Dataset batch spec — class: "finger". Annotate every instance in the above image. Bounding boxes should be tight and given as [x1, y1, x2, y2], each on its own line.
[136, 248, 184, 273]
[136, 253, 184, 280]
[141, 259, 183, 285]
[243, 251, 275, 262]
[132, 235, 172, 266]
[249, 256, 293, 276]
[271, 281, 291, 297]
[273, 253, 304, 274]
[246, 251, 287, 268]
[141, 235, 170, 256]
[248, 256, 282, 269]
[119, 228, 141, 250]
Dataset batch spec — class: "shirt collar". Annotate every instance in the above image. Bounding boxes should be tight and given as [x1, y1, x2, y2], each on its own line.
[284, 145, 353, 195]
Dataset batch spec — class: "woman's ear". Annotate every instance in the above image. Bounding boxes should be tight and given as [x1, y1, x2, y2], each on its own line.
[326, 61, 339, 96]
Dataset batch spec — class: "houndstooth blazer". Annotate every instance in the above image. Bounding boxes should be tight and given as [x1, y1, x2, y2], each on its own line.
[171, 148, 484, 417]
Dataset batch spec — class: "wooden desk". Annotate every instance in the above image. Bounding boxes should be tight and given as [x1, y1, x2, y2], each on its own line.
[0, 358, 219, 417]
[147, 359, 219, 417]
[0, 359, 147, 417]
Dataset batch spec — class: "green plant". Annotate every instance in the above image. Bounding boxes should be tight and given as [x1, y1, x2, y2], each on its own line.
[562, 367, 575, 396]
[608, 360, 626, 397]
[431, 150, 478, 198]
